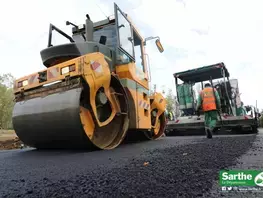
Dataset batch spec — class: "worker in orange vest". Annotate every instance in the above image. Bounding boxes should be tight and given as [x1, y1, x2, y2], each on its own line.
[196, 83, 221, 139]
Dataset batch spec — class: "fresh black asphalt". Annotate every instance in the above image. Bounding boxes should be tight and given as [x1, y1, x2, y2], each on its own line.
[0, 131, 263, 198]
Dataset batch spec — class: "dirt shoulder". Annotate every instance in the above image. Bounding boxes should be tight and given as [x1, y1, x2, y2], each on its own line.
[0, 130, 24, 150]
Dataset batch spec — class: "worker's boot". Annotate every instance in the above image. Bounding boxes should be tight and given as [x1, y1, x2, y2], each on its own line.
[206, 128, 213, 139]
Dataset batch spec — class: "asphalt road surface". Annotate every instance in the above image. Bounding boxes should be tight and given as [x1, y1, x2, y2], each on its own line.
[0, 130, 263, 198]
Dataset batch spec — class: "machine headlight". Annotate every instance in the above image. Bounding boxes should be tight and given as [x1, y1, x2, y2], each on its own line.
[61, 67, 70, 75]
[18, 80, 28, 88]
[22, 80, 28, 86]
[61, 65, 76, 75]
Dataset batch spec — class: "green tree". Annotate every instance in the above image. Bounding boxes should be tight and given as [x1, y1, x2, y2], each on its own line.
[259, 109, 263, 128]
[0, 73, 15, 129]
[165, 89, 175, 113]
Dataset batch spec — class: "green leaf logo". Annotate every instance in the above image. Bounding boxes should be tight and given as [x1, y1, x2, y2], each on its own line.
[254, 172, 263, 187]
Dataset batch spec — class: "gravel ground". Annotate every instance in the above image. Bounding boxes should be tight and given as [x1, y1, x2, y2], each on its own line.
[0, 131, 262, 198]
[207, 131, 263, 198]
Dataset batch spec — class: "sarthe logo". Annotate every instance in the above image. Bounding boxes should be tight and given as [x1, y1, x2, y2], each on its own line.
[220, 170, 262, 187]
[254, 172, 263, 187]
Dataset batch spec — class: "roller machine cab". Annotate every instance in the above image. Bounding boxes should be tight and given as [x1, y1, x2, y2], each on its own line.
[12, 3, 167, 150]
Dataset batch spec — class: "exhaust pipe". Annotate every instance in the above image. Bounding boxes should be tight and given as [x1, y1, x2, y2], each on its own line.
[85, 14, 94, 41]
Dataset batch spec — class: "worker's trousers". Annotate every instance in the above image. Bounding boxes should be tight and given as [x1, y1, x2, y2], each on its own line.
[204, 110, 218, 131]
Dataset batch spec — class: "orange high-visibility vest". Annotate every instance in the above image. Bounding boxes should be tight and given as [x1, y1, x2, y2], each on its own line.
[201, 87, 217, 111]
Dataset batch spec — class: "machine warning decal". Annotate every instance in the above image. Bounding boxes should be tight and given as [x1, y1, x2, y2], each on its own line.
[48, 67, 59, 79]
[28, 74, 38, 85]
[139, 100, 150, 110]
[90, 61, 103, 73]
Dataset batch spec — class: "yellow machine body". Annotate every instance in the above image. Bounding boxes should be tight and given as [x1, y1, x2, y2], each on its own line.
[12, 3, 167, 150]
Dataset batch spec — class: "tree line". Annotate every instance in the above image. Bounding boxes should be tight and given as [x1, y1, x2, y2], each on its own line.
[0, 73, 15, 129]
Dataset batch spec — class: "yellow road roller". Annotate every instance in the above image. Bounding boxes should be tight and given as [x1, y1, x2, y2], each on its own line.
[12, 3, 167, 150]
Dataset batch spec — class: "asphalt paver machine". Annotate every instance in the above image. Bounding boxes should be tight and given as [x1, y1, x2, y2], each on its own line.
[165, 62, 258, 136]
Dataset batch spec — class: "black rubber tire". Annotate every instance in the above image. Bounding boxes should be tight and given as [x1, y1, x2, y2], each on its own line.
[206, 129, 213, 139]
[251, 125, 258, 134]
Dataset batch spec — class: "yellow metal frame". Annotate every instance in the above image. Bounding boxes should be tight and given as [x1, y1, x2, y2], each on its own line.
[13, 12, 167, 134]
[14, 52, 120, 129]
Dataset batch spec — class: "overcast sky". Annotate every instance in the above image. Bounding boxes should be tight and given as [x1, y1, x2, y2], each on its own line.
[0, 0, 262, 109]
